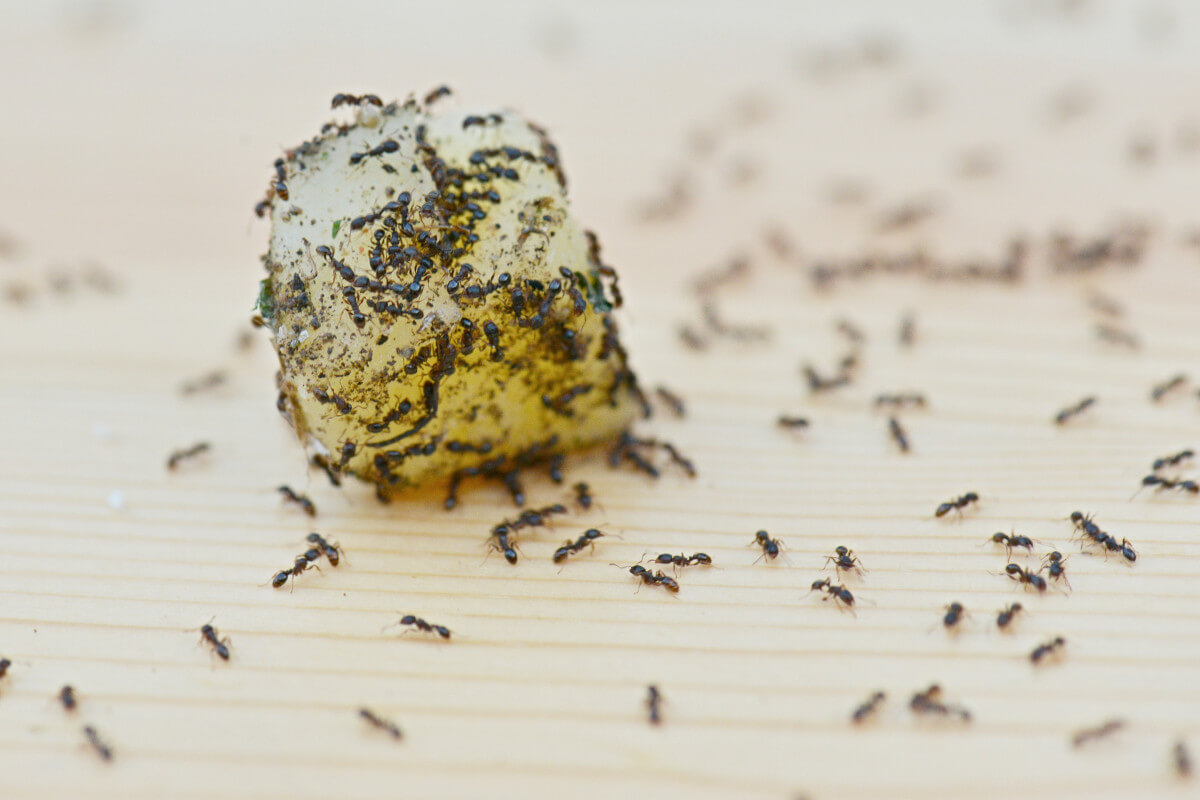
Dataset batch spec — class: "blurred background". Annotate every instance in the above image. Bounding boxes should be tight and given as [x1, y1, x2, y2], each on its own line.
[2, 2, 1199, 799]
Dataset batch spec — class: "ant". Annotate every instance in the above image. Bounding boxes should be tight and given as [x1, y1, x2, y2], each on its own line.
[1030, 636, 1066, 664]
[553, 529, 605, 563]
[306, 532, 342, 566]
[1042, 551, 1071, 589]
[824, 546, 866, 577]
[198, 620, 231, 661]
[1004, 563, 1047, 592]
[1150, 373, 1187, 402]
[271, 554, 320, 590]
[990, 531, 1034, 557]
[488, 528, 520, 565]
[1054, 396, 1097, 425]
[654, 386, 686, 418]
[802, 364, 851, 393]
[1175, 738, 1192, 778]
[851, 691, 886, 724]
[942, 602, 967, 629]
[331, 93, 382, 108]
[752, 530, 785, 563]
[277, 485, 316, 517]
[808, 578, 856, 612]
[646, 685, 663, 725]
[59, 685, 77, 711]
[359, 707, 403, 740]
[423, 85, 452, 106]
[166, 441, 210, 470]
[647, 552, 712, 572]
[83, 725, 114, 761]
[390, 614, 451, 639]
[996, 602, 1023, 630]
[898, 314, 916, 347]
[1095, 323, 1139, 349]
[874, 393, 926, 409]
[1138, 475, 1199, 495]
[1151, 449, 1194, 471]
[626, 565, 679, 593]
[0, 657, 10, 678]
[573, 481, 594, 511]
[909, 684, 971, 722]
[1072, 719, 1125, 748]
[1069, 512, 1136, 562]
[935, 492, 979, 518]
[777, 415, 809, 429]
[887, 416, 910, 453]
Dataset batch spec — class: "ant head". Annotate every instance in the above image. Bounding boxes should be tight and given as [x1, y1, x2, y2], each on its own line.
[992, 532, 1006, 543]
[1005, 563, 1022, 576]
[755, 530, 769, 543]
[400, 614, 416, 625]
[811, 578, 829, 591]
[835, 545, 849, 556]
[1070, 511, 1083, 523]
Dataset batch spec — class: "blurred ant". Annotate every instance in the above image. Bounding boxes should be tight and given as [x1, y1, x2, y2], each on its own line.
[996, 602, 1023, 630]
[1030, 636, 1066, 664]
[423, 85, 452, 106]
[645, 685, 663, 725]
[1137, 475, 1199, 495]
[359, 707, 403, 740]
[888, 417, 910, 453]
[874, 393, 926, 409]
[808, 578, 856, 613]
[1072, 719, 1124, 748]
[278, 485, 316, 517]
[1150, 373, 1187, 402]
[935, 492, 979, 518]
[198, 619, 231, 661]
[909, 684, 971, 722]
[306, 532, 342, 566]
[942, 602, 967, 630]
[83, 726, 113, 762]
[1054, 396, 1096, 425]
[573, 481, 594, 511]
[271, 554, 320, 591]
[331, 93, 382, 108]
[1004, 563, 1047, 592]
[59, 685, 77, 711]
[167, 441, 210, 470]
[851, 691, 886, 724]
[1151, 449, 1194, 471]
[777, 415, 809, 429]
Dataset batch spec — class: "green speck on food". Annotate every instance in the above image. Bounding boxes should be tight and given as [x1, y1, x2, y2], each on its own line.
[331, 219, 342, 239]
[255, 277, 276, 320]
[583, 271, 612, 313]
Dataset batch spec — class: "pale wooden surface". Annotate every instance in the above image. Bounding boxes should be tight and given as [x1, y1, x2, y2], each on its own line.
[2, 2, 1199, 799]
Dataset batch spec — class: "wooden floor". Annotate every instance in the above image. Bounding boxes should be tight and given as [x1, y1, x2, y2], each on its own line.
[1, 2, 1198, 798]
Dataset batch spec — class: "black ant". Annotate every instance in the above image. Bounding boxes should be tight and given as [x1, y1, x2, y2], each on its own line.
[306, 532, 342, 567]
[423, 85, 452, 106]
[83, 725, 114, 761]
[271, 554, 320, 590]
[0, 657, 10, 679]
[887, 416, 910, 453]
[874, 393, 926, 409]
[359, 707, 403, 740]
[59, 685, 76, 711]
[1004, 563, 1047, 592]
[802, 363, 851, 393]
[1042, 551, 1071, 589]
[166, 441, 210, 470]
[625, 565, 679, 593]
[996, 602, 1023, 629]
[909, 684, 971, 722]
[648, 552, 712, 571]
[752, 530, 785, 563]
[390, 614, 451, 639]
[808, 578, 856, 612]
[573, 481, 594, 511]
[935, 492, 979, 518]
[1138, 475, 1199, 495]
[777, 415, 809, 429]
[1031, 636, 1066, 664]
[1150, 373, 1187, 402]
[1151, 449, 1194, 471]
[1072, 719, 1124, 748]
[824, 546, 866, 576]
[331, 93, 382, 108]
[1069, 512, 1136, 562]
[646, 685, 663, 725]
[1054, 396, 1097, 425]
[1174, 738, 1192, 778]
[942, 602, 967, 629]
[655, 386, 686, 417]
[488, 527, 520, 565]
[851, 691, 886, 724]
[199, 620, 231, 661]
[278, 485, 316, 517]
[553, 529, 605, 563]
[990, 531, 1034, 557]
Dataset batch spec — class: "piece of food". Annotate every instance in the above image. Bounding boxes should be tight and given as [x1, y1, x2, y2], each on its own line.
[255, 93, 643, 494]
